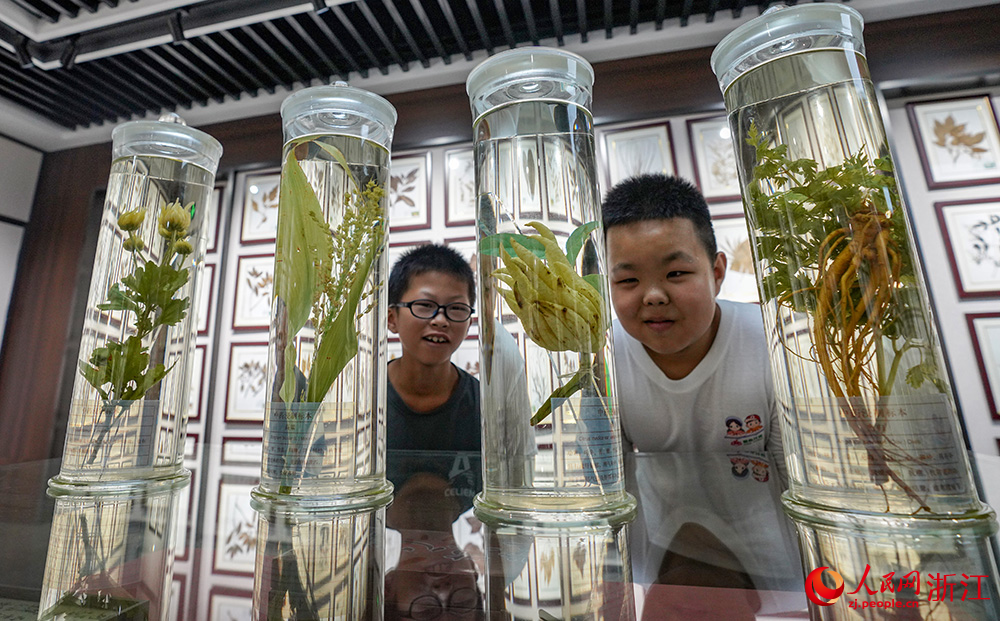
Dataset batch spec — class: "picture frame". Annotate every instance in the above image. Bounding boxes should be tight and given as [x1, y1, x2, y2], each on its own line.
[907, 95, 1000, 189]
[451, 335, 481, 379]
[188, 344, 206, 422]
[389, 152, 432, 232]
[240, 170, 281, 243]
[174, 466, 196, 561]
[169, 574, 186, 621]
[183, 431, 198, 461]
[712, 214, 759, 304]
[601, 122, 675, 188]
[386, 240, 430, 275]
[444, 234, 478, 283]
[687, 116, 741, 202]
[208, 586, 253, 620]
[967, 312, 1000, 421]
[196, 263, 215, 336]
[225, 342, 269, 423]
[935, 198, 1000, 298]
[213, 479, 259, 576]
[221, 436, 264, 466]
[205, 185, 223, 254]
[232, 253, 275, 330]
[388, 337, 403, 363]
[445, 147, 476, 227]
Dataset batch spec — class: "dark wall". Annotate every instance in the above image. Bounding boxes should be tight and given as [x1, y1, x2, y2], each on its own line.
[1, 5, 997, 464]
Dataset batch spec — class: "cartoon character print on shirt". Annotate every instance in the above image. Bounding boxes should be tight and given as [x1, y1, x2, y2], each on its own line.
[724, 413, 765, 448]
[729, 451, 770, 483]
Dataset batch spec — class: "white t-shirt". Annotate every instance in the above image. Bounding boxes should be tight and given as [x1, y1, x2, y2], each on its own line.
[612, 300, 781, 454]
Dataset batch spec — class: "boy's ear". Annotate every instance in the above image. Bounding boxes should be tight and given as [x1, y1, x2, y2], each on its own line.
[387, 306, 399, 334]
[712, 251, 727, 295]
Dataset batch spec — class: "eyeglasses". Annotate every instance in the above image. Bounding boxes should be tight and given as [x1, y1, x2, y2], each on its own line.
[404, 587, 479, 620]
[394, 299, 474, 322]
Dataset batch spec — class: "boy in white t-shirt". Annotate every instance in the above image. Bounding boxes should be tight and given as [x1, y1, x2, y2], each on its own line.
[602, 174, 781, 454]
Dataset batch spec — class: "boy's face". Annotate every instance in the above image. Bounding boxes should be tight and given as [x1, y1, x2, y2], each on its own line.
[607, 218, 726, 378]
[388, 271, 472, 367]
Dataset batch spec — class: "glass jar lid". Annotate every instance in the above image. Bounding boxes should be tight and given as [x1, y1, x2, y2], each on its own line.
[710, 4, 865, 95]
[280, 82, 397, 147]
[466, 46, 594, 123]
[112, 118, 223, 175]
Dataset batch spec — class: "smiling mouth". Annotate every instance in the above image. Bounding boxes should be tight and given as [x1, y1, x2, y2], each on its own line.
[424, 335, 449, 344]
[644, 319, 674, 330]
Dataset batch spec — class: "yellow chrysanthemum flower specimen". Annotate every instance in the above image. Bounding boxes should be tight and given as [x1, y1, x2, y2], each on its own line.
[494, 221, 605, 354]
[122, 236, 145, 252]
[173, 240, 193, 255]
[158, 199, 192, 236]
[117, 209, 146, 232]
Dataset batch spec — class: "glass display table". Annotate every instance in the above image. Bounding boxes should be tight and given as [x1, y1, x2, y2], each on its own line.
[1, 449, 998, 619]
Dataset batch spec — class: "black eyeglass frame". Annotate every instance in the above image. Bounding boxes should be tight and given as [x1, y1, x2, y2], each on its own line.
[402, 586, 480, 620]
[393, 299, 475, 322]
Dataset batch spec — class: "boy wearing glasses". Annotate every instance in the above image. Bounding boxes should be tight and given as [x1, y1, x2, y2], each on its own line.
[386, 243, 480, 452]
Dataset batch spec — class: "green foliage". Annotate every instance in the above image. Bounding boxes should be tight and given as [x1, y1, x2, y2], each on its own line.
[746, 123, 934, 396]
[274, 139, 386, 406]
[80, 200, 193, 402]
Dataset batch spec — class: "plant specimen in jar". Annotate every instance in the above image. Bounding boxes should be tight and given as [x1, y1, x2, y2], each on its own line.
[746, 123, 944, 512]
[78, 199, 195, 464]
[481, 220, 607, 425]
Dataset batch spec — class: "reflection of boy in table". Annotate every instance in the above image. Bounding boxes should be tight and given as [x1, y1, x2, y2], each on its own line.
[603, 174, 780, 453]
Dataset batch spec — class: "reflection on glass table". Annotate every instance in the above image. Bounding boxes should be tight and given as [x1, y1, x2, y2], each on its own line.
[1, 449, 998, 619]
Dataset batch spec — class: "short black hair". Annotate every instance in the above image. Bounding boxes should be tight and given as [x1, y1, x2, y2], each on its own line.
[602, 174, 717, 259]
[388, 243, 476, 307]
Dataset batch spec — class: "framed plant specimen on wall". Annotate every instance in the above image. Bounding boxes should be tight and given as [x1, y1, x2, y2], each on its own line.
[232, 253, 275, 330]
[936, 198, 1000, 298]
[386, 239, 429, 275]
[225, 342, 268, 422]
[205, 185, 223, 253]
[445, 147, 476, 226]
[600, 122, 675, 188]
[967, 312, 1000, 421]
[907, 95, 1000, 188]
[208, 586, 253, 620]
[221, 436, 263, 466]
[213, 478, 259, 576]
[389, 152, 432, 231]
[712, 214, 759, 304]
[196, 263, 215, 335]
[451, 335, 480, 379]
[240, 170, 281, 243]
[188, 344, 206, 422]
[687, 116, 741, 202]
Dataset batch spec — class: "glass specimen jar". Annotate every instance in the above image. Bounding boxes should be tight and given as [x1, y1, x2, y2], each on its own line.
[253, 83, 395, 508]
[51, 116, 221, 491]
[39, 473, 188, 620]
[251, 497, 387, 620]
[711, 4, 989, 516]
[481, 518, 636, 619]
[467, 47, 635, 524]
[786, 500, 999, 618]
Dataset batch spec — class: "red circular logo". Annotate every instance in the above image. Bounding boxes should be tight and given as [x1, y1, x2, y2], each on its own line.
[805, 567, 845, 606]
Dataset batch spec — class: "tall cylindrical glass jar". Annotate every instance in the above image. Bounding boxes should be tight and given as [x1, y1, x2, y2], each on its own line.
[253, 83, 395, 509]
[39, 474, 188, 620]
[711, 5, 986, 516]
[51, 116, 221, 491]
[787, 501, 999, 618]
[467, 47, 635, 524]
[482, 518, 635, 620]
[251, 500, 386, 620]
